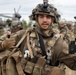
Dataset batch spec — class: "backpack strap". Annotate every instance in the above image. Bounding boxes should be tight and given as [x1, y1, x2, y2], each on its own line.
[38, 33, 47, 59]
[9, 28, 31, 56]
[26, 32, 34, 58]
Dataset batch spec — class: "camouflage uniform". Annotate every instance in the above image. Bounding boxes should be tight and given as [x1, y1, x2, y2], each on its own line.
[20, 1, 76, 74]
[0, 1, 76, 75]
[0, 21, 24, 75]
[59, 19, 75, 43]
[19, 27, 76, 75]
[0, 26, 76, 75]
[58, 20, 76, 74]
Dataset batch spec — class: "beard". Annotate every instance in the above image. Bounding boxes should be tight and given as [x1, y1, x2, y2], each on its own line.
[39, 22, 52, 30]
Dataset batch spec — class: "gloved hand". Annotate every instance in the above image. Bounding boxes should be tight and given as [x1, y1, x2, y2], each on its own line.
[2, 37, 16, 49]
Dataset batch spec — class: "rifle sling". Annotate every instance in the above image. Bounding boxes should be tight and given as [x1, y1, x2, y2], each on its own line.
[38, 33, 47, 59]
[9, 31, 28, 56]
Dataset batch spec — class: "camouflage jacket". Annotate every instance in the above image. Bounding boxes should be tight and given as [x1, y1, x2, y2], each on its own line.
[20, 27, 76, 70]
[0, 29, 25, 52]
[59, 26, 75, 43]
[0, 27, 76, 70]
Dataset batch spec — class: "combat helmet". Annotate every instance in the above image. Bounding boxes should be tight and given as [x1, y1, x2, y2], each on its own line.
[10, 19, 23, 32]
[66, 21, 72, 26]
[29, 0, 60, 23]
[59, 19, 66, 25]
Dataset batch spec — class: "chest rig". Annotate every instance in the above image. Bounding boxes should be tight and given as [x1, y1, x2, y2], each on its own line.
[38, 33, 61, 65]
[29, 30, 60, 62]
[24, 28, 61, 66]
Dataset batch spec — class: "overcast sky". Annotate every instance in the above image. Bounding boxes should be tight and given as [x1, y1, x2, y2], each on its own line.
[0, 0, 76, 22]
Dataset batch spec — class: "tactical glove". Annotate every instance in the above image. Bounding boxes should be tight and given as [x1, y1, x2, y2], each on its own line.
[2, 38, 16, 49]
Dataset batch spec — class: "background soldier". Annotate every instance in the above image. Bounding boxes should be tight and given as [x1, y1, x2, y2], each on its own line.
[58, 19, 75, 43]
[66, 21, 74, 32]
[0, 20, 24, 75]
[58, 20, 76, 75]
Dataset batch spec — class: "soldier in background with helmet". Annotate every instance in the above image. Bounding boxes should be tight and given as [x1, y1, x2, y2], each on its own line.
[66, 21, 74, 32]
[0, 17, 24, 51]
[0, 18, 24, 75]
[0, 17, 24, 40]
[58, 19, 68, 39]
[0, 18, 24, 39]
[58, 19, 75, 43]
[58, 21, 76, 75]
[58, 19, 68, 33]
[66, 21, 75, 42]
[1, 0, 76, 75]
[10, 18, 23, 33]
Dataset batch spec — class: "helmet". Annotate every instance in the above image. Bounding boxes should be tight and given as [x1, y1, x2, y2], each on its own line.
[29, 0, 60, 23]
[11, 19, 23, 32]
[66, 21, 72, 25]
[59, 19, 66, 25]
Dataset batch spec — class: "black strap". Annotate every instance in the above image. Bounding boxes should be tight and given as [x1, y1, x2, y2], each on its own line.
[38, 33, 60, 66]
[38, 33, 47, 59]
[69, 41, 76, 54]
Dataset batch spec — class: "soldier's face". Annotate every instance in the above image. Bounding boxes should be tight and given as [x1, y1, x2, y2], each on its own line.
[59, 23, 65, 28]
[37, 14, 52, 30]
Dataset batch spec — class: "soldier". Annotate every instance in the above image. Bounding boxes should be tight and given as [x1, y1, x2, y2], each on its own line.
[66, 21, 74, 31]
[58, 19, 75, 43]
[58, 19, 68, 34]
[22, 0, 76, 75]
[1, 0, 76, 75]
[0, 20, 24, 75]
[23, 1, 76, 75]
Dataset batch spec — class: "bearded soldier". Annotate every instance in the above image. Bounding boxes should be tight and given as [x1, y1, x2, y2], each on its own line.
[22, 0, 76, 75]
[23, 1, 76, 75]
[0, 0, 76, 75]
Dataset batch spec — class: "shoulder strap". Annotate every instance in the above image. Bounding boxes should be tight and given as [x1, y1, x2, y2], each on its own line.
[9, 30, 28, 56]
[38, 33, 47, 59]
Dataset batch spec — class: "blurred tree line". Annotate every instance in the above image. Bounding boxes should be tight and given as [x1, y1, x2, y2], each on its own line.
[22, 19, 38, 29]
[22, 20, 32, 29]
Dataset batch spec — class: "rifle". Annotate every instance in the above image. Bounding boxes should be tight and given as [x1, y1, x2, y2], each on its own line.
[69, 41, 76, 54]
